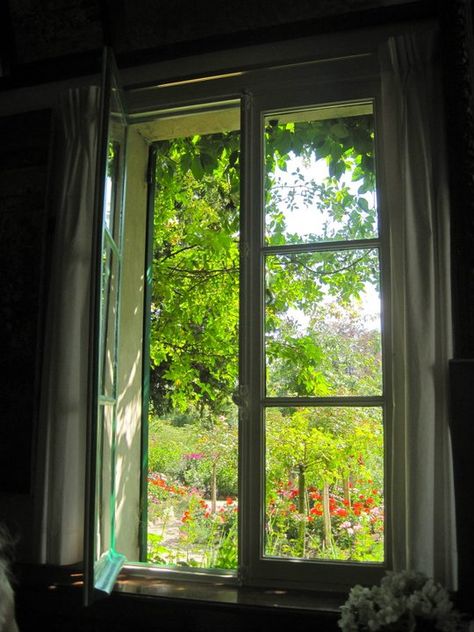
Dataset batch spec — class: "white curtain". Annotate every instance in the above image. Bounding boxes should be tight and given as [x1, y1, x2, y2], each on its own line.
[381, 29, 457, 588]
[35, 87, 101, 565]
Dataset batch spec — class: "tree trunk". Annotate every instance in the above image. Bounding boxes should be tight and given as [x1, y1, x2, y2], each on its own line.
[297, 464, 307, 556]
[322, 481, 332, 549]
[211, 461, 217, 513]
[343, 475, 351, 508]
[297, 464, 306, 514]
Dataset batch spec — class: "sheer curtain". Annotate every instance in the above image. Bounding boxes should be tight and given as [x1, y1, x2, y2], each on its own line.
[381, 29, 457, 587]
[35, 87, 101, 565]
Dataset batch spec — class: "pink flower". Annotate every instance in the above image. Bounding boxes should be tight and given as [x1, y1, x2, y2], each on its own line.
[184, 452, 204, 460]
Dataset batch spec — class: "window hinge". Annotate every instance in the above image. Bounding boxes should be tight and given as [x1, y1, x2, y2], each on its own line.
[232, 384, 249, 410]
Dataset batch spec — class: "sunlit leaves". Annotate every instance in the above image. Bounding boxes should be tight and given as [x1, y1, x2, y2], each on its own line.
[150, 111, 380, 413]
[150, 130, 240, 414]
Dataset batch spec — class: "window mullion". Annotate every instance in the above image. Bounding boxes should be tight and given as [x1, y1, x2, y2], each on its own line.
[240, 92, 266, 584]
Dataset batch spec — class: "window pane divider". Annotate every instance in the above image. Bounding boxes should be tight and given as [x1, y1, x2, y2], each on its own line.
[263, 395, 384, 407]
[103, 226, 121, 255]
[262, 237, 380, 256]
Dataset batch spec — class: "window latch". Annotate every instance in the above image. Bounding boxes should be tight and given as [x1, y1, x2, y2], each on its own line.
[232, 384, 249, 408]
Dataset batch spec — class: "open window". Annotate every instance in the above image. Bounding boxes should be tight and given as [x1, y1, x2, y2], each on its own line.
[84, 26, 455, 601]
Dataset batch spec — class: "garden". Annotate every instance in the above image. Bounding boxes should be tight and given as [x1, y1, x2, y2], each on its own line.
[147, 406, 384, 568]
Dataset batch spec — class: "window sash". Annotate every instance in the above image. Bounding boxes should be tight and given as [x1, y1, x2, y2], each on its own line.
[240, 75, 390, 589]
[84, 48, 128, 604]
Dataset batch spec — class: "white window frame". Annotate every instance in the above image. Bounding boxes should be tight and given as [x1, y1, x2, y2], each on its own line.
[111, 40, 394, 594]
[242, 84, 390, 592]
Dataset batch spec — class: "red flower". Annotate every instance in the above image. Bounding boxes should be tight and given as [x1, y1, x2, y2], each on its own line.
[151, 478, 166, 488]
[336, 508, 348, 517]
[225, 496, 234, 505]
[289, 503, 297, 512]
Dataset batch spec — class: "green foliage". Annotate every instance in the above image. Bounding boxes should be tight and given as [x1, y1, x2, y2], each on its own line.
[147, 109, 384, 568]
[147, 533, 171, 564]
[150, 131, 240, 416]
[148, 418, 197, 478]
[150, 112, 379, 415]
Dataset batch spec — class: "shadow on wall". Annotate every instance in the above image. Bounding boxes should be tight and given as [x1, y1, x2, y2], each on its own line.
[0, 524, 19, 632]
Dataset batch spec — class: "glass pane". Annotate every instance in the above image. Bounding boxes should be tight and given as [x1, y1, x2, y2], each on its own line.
[147, 108, 240, 570]
[96, 404, 114, 559]
[264, 106, 377, 245]
[265, 248, 382, 397]
[99, 241, 119, 399]
[105, 83, 127, 243]
[264, 406, 384, 563]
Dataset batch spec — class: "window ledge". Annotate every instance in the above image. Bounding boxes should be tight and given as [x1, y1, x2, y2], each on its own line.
[115, 566, 345, 614]
[13, 563, 344, 631]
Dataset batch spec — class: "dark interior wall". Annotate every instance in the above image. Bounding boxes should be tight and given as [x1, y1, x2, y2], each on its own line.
[0, 109, 51, 495]
[2, 0, 430, 83]
[5, 0, 420, 62]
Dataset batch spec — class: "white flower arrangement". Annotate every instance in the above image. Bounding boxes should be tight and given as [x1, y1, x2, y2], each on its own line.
[338, 570, 468, 631]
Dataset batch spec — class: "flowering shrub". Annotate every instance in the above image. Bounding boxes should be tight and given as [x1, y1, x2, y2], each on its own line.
[265, 479, 384, 561]
[147, 472, 237, 568]
[339, 570, 466, 631]
[148, 468, 384, 565]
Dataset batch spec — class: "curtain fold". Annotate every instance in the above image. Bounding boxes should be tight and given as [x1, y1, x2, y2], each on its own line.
[35, 87, 101, 565]
[381, 30, 457, 587]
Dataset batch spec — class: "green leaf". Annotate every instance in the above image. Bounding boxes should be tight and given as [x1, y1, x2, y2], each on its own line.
[190, 155, 204, 180]
[330, 123, 349, 139]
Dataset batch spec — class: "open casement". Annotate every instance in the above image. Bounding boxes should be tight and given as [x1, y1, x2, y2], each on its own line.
[84, 48, 130, 605]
